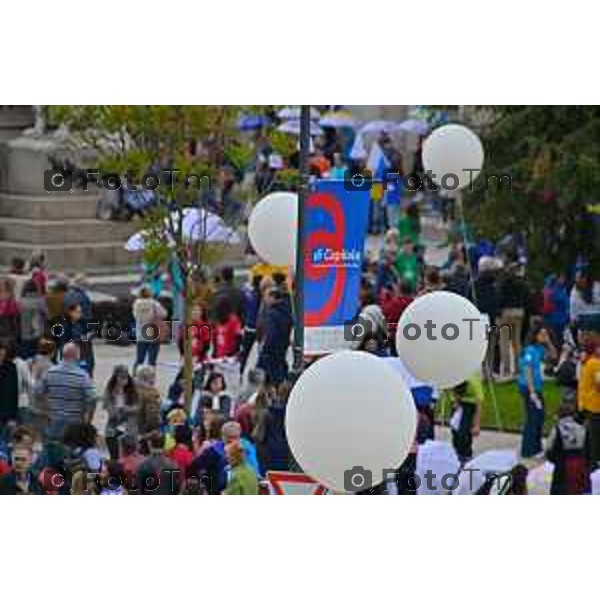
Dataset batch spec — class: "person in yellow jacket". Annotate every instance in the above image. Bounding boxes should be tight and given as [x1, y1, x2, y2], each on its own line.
[577, 326, 600, 464]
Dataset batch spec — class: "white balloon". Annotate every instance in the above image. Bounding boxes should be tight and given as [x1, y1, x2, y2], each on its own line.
[285, 351, 417, 492]
[248, 192, 297, 266]
[422, 124, 484, 191]
[395, 291, 488, 388]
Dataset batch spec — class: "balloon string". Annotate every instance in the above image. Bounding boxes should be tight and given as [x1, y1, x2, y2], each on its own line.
[456, 193, 503, 432]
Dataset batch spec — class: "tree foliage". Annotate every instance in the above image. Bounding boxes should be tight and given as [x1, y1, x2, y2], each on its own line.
[466, 105, 600, 283]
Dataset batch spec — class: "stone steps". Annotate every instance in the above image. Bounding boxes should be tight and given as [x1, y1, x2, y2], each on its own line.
[0, 191, 102, 219]
[0, 216, 137, 245]
[0, 239, 135, 271]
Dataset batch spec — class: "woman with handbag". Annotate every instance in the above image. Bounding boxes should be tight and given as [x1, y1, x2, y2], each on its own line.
[133, 286, 167, 372]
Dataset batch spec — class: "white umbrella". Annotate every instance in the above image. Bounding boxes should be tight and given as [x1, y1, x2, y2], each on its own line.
[397, 118, 430, 136]
[358, 120, 398, 137]
[124, 208, 240, 252]
[277, 119, 324, 137]
[181, 208, 241, 243]
[454, 449, 518, 495]
[277, 106, 321, 120]
[319, 110, 359, 129]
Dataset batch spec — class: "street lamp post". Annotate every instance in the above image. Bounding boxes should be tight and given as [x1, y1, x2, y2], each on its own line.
[292, 105, 311, 375]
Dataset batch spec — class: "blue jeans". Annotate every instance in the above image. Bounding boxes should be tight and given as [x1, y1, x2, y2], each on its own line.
[135, 341, 160, 369]
[521, 390, 545, 458]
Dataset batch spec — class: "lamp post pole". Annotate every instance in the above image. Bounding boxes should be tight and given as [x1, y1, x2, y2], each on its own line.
[292, 105, 311, 375]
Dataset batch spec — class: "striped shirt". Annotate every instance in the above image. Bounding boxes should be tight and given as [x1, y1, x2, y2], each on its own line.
[39, 360, 96, 426]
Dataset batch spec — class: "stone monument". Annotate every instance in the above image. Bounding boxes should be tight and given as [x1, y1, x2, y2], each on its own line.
[0, 106, 136, 272]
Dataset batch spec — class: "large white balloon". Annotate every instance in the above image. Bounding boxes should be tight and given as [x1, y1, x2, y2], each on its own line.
[395, 291, 488, 388]
[422, 124, 484, 191]
[248, 192, 297, 266]
[285, 351, 417, 493]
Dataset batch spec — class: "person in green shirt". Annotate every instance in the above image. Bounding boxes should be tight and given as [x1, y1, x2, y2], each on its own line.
[450, 376, 483, 463]
[223, 441, 259, 495]
[395, 238, 419, 292]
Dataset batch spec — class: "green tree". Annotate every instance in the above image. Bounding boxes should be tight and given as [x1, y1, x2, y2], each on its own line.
[49, 105, 272, 409]
[465, 105, 600, 283]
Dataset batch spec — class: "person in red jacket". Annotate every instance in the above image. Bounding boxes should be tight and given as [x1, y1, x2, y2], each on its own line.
[380, 280, 413, 354]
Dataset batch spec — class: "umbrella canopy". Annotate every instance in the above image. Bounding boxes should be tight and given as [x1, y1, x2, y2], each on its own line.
[237, 114, 269, 131]
[277, 106, 321, 120]
[397, 118, 430, 136]
[125, 208, 240, 252]
[319, 110, 359, 129]
[277, 119, 324, 137]
[358, 120, 398, 137]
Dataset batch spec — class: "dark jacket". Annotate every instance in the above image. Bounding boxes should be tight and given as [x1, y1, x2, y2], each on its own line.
[498, 273, 529, 311]
[473, 272, 498, 320]
[257, 300, 293, 386]
[0, 361, 19, 424]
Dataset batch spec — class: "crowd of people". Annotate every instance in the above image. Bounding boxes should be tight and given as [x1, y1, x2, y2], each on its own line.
[3, 117, 600, 495]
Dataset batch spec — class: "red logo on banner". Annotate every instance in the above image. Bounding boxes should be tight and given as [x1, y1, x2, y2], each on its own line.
[304, 191, 347, 326]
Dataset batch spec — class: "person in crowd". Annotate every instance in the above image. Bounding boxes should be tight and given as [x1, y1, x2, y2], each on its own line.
[213, 298, 243, 359]
[576, 317, 600, 466]
[395, 237, 419, 293]
[473, 257, 500, 378]
[118, 435, 145, 489]
[518, 324, 557, 458]
[103, 365, 140, 459]
[450, 377, 483, 463]
[18, 279, 47, 359]
[376, 244, 400, 296]
[63, 423, 103, 477]
[0, 277, 20, 341]
[0, 339, 19, 442]
[354, 304, 389, 356]
[45, 278, 69, 320]
[136, 433, 180, 494]
[570, 270, 600, 332]
[542, 274, 570, 347]
[37, 343, 96, 442]
[256, 287, 293, 385]
[223, 441, 259, 495]
[419, 266, 444, 296]
[497, 263, 529, 378]
[189, 412, 228, 494]
[133, 286, 167, 371]
[380, 280, 413, 353]
[239, 274, 262, 376]
[135, 366, 162, 441]
[168, 425, 194, 474]
[64, 274, 93, 327]
[14, 352, 34, 428]
[221, 420, 260, 476]
[178, 303, 211, 363]
[98, 461, 128, 495]
[0, 443, 38, 495]
[546, 401, 592, 495]
[29, 253, 48, 296]
[8, 257, 29, 299]
[444, 263, 470, 298]
[253, 384, 290, 473]
[329, 152, 346, 180]
[198, 371, 233, 422]
[211, 266, 245, 322]
[63, 301, 94, 376]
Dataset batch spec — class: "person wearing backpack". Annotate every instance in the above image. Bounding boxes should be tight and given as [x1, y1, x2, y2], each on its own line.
[133, 286, 167, 372]
[546, 401, 592, 495]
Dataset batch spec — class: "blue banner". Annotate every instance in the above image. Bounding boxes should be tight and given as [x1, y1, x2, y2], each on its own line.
[304, 179, 370, 333]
